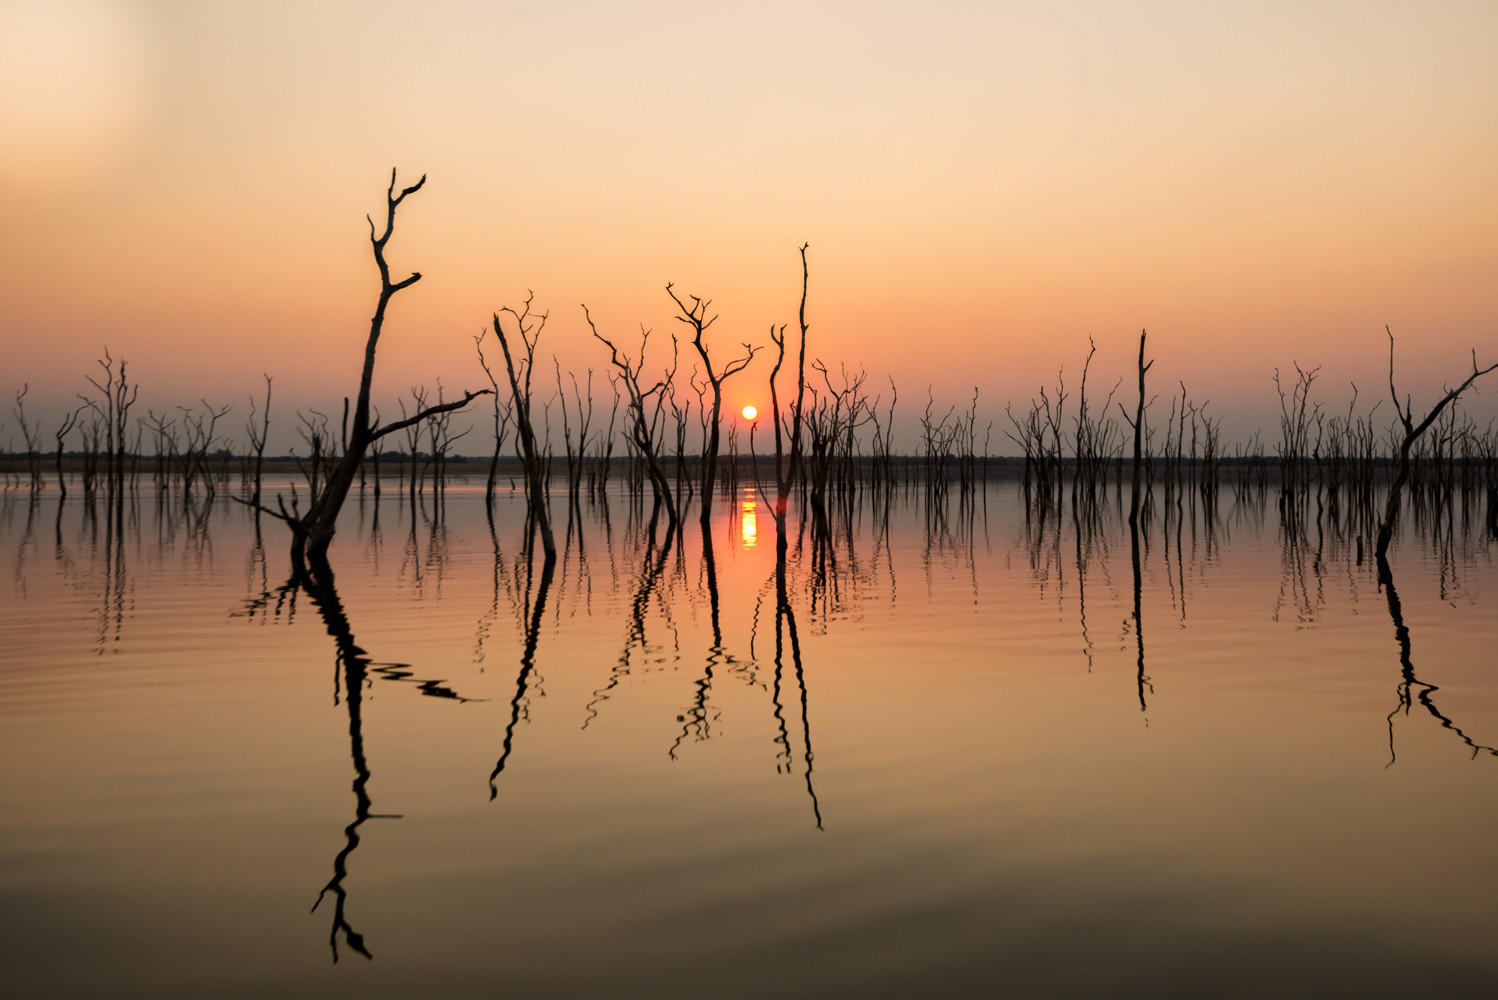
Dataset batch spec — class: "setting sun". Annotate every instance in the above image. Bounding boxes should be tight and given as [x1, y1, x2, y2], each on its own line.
[741, 404, 758, 421]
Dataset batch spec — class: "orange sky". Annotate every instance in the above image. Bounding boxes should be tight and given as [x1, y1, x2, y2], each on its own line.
[3, 1, 1496, 452]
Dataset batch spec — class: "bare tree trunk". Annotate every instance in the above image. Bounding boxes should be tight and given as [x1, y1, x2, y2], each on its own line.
[55, 405, 83, 499]
[246, 375, 271, 507]
[473, 333, 513, 506]
[667, 283, 759, 529]
[489, 293, 555, 559]
[766, 244, 811, 560]
[239, 171, 487, 563]
[1118, 330, 1153, 529]
[1376, 328, 1496, 578]
[585, 306, 679, 528]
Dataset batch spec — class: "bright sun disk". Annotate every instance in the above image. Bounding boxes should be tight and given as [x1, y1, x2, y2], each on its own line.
[741, 404, 757, 420]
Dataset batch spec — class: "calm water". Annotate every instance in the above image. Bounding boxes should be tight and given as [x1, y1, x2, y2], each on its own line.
[3, 481, 1496, 998]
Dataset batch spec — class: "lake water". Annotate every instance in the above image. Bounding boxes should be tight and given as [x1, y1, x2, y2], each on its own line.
[3, 480, 1496, 997]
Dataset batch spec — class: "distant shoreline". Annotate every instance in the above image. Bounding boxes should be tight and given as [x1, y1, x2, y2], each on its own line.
[0, 453, 1424, 479]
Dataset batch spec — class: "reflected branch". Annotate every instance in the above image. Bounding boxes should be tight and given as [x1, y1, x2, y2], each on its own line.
[489, 540, 558, 798]
[295, 556, 395, 964]
[583, 523, 673, 728]
[236, 548, 476, 962]
[777, 557, 823, 830]
[671, 525, 726, 758]
[1129, 514, 1152, 713]
[1381, 568, 1498, 765]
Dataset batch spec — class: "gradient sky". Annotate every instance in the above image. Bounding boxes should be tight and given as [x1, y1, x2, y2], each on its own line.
[3, 0, 1496, 452]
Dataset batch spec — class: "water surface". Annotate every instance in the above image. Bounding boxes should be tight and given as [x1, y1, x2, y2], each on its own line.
[2, 482, 1496, 997]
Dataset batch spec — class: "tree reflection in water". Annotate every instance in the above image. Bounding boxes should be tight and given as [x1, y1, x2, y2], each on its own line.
[567, 508, 825, 829]
[240, 544, 476, 962]
[211, 472, 1498, 964]
[489, 527, 558, 799]
[1380, 563, 1498, 765]
[581, 516, 672, 729]
[774, 547, 823, 830]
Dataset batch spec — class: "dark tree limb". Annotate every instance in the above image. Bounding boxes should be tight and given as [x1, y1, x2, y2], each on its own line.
[370, 388, 491, 442]
[1376, 327, 1496, 576]
[488, 292, 555, 559]
[1117, 329, 1154, 527]
[584, 305, 678, 526]
[254, 170, 484, 561]
[667, 281, 761, 527]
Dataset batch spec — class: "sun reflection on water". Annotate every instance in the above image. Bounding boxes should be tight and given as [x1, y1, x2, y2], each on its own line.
[740, 500, 757, 549]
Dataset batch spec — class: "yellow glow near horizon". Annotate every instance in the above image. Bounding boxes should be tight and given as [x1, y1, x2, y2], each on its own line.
[740, 501, 758, 549]
[741, 405, 758, 421]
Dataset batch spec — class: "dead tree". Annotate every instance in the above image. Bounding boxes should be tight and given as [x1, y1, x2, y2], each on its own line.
[592, 377, 622, 499]
[765, 244, 811, 557]
[80, 349, 138, 493]
[398, 389, 427, 502]
[426, 382, 470, 501]
[142, 410, 177, 491]
[866, 376, 897, 487]
[666, 380, 691, 511]
[472, 332, 515, 505]
[245, 375, 272, 507]
[918, 389, 959, 495]
[1376, 327, 1496, 575]
[488, 292, 555, 560]
[1005, 400, 1044, 504]
[585, 306, 679, 528]
[1274, 363, 1322, 497]
[554, 360, 594, 501]
[55, 405, 83, 498]
[808, 359, 871, 508]
[239, 171, 488, 563]
[1118, 329, 1154, 528]
[666, 283, 759, 527]
[367, 407, 385, 501]
[12, 385, 43, 492]
[568, 370, 594, 501]
[295, 408, 335, 503]
[181, 400, 232, 500]
[1072, 337, 1122, 502]
[78, 412, 103, 498]
[1040, 371, 1068, 496]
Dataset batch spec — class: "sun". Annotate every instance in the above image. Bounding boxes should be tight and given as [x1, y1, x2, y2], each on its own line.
[741, 404, 758, 421]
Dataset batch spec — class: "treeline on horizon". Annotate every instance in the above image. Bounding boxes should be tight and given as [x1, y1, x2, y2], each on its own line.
[4, 172, 1495, 572]
[6, 322, 1497, 518]
[7, 319, 1497, 566]
[7, 329, 1498, 496]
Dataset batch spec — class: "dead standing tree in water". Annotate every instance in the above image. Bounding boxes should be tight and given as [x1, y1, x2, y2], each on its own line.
[1071, 337, 1122, 505]
[12, 385, 44, 492]
[554, 359, 595, 504]
[54, 404, 84, 499]
[584, 306, 680, 530]
[667, 283, 759, 528]
[1376, 327, 1496, 578]
[759, 244, 811, 560]
[241, 171, 488, 565]
[488, 292, 555, 560]
[472, 332, 515, 506]
[1118, 329, 1154, 529]
[80, 350, 139, 495]
[1116, 329, 1155, 715]
[1274, 363, 1321, 504]
[245, 375, 272, 508]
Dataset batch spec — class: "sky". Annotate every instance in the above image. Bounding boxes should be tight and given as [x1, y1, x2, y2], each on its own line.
[2, 0, 1496, 454]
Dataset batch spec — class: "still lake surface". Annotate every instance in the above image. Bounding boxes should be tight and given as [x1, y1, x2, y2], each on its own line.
[2, 479, 1496, 997]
